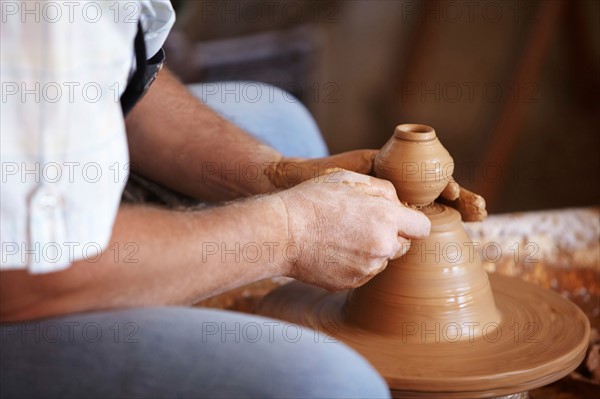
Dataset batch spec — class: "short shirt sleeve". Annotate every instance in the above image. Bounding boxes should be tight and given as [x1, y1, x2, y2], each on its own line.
[0, 1, 175, 273]
[141, 0, 176, 58]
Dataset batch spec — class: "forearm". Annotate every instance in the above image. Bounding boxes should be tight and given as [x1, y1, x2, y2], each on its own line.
[0, 196, 288, 322]
[125, 68, 282, 201]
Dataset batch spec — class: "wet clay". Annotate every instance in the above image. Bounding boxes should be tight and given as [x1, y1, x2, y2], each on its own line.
[265, 149, 378, 189]
[374, 124, 454, 206]
[257, 124, 590, 398]
[343, 203, 501, 340]
[258, 274, 589, 398]
[265, 128, 485, 220]
[439, 186, 488, 222]
[441, 178, 460, 201]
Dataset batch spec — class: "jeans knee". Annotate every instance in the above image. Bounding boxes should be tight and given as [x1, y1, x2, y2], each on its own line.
[245, 82, 328, 158]
[188, 81, 328, 158]
[304, 340, 391, 398]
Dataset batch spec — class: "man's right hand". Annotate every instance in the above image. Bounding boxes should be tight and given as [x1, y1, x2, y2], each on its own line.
[275, 170, 431, 291]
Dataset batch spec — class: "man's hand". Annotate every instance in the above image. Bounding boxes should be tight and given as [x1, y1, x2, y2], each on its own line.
[266, 150, 379, 189]
[275, 170, 431, 291]
[268, 150, 487, 222]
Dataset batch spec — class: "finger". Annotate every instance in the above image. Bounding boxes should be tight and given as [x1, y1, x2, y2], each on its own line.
[438, 186, 488, 222]
[395, 207, 431, 239]
[320, 149, 379, 175]
[353, 259, 389, 288]
[440, 178, 460, 201]
[390, 237, 411, 260]
[360, 176, 401, 203]
[315, 168, 367, 185]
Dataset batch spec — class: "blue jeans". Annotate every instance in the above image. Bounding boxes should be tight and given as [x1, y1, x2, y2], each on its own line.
[0, 83, 390, 398]
[188, 82, 329, 158]
[0, 308, 390, 398]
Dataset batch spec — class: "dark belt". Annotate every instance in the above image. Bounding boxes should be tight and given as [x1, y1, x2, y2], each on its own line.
[120, 21, 165, 116]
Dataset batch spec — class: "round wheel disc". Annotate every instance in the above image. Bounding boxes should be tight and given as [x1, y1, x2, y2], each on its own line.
[257, 274, 590, 398]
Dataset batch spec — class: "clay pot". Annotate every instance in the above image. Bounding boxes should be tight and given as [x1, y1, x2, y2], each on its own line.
[257, 124, 590, 396]
[374, 124, 454, 206]
[343, 203, 502, 341]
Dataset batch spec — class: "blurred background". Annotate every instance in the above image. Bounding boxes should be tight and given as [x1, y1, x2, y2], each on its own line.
[164, 0, 599, 214]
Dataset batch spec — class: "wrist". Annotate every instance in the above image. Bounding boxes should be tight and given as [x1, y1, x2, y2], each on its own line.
[271, 190, 317, 279]
[233, 192, 299, 279]
[266, 192, 296, 277]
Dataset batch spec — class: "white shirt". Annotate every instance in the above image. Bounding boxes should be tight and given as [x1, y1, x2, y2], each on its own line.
[1, 1, 175, 273]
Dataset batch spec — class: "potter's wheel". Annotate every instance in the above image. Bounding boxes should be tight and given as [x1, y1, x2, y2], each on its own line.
[258, 124, 590, 398]
[257, 274, 589, 398]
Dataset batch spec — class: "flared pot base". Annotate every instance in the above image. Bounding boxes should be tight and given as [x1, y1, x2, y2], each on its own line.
[257, 274, 589, 398]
